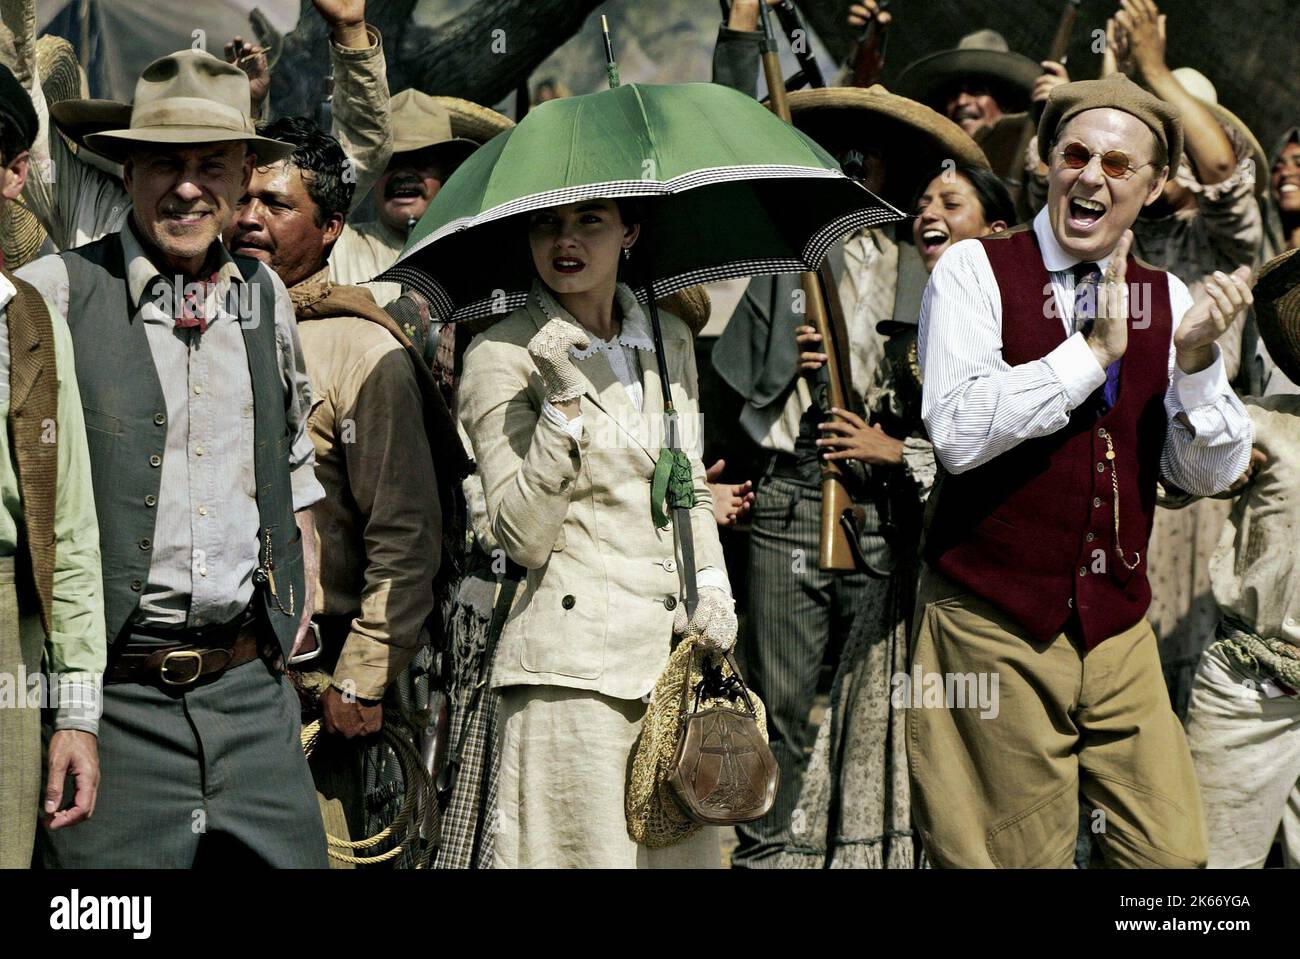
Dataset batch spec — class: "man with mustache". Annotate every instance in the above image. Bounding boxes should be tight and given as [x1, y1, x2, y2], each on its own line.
[225, 115, 463, 859]
[329, 89, 480, 306]
[3, 0, 390, 254]
[914, 75, 1255, 868]
[0, 63, 104, 868]
[16, 50, 328, 868]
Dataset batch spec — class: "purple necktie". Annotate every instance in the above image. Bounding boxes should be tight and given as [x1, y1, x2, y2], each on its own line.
[1073, 262, 1121, 412]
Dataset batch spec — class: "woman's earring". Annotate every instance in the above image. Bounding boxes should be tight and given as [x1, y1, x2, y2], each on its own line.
[622, 247, 632, 261]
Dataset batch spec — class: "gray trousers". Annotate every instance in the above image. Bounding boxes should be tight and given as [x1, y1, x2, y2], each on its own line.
[39, 634, 327, 869]
[732, 474, 870, 867]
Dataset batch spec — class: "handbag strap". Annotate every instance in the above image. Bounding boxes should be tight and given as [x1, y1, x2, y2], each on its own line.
[678, 643, 760, 719]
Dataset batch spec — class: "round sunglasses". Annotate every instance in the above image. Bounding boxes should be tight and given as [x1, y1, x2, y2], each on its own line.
[1057, 141, 1154, 180]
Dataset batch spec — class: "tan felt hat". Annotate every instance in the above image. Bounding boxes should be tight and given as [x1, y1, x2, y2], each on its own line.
[896, 30, 1041, 116]
[427, 95, 514, 145]
[390, 89, 483, 165]
[82, 49, 291, 163]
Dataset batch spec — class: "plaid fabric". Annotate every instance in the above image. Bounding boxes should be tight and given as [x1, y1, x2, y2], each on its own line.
[434, 578, 503, 869]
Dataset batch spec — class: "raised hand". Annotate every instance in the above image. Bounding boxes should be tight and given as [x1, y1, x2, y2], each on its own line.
[1033, 61, 1070, 104]
[313, 0, 367, 46]
[727, 0, 781, 33]
[847, 1, 892, 30]
[1085, 230, 1134, 370]
[225, 36, 270, 113]
[1116, 0, 1167, 80]
[527, 318, 589, 406]
[1175, 266, 1254, 373]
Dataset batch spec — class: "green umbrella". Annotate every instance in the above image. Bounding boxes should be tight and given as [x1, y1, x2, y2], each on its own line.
[383, 77, 904, 617]
[379, 80, 905, 321]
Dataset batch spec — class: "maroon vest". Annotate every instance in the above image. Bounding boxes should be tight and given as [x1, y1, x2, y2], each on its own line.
[925, 228, 1172, 649]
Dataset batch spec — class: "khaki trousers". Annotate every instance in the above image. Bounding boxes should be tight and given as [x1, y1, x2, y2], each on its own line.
[907, 568, 1207, 868]
[0, 557, 43, 868]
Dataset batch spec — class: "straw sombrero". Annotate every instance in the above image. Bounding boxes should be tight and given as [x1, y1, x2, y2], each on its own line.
[896, 30, 1040, 117]
[1, 36, 85, 268]
[428, 95, 514, 145]
[1171, 68, 1268, 200]
[1253, 247, 1300, 388]
[656, 284, 711, 337]
[785, 85, 989, 208]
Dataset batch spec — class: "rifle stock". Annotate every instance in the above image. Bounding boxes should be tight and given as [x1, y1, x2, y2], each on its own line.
[761, 33, 858, 571]
[1008, 0, 1081, 210]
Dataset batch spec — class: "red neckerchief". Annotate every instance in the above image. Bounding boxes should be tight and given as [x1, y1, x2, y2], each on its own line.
[174, 270, 221, 334]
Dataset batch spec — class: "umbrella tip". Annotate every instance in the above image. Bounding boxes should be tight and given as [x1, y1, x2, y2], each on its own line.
[600, 14, 620, 89]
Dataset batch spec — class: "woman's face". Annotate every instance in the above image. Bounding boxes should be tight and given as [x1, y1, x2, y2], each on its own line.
[527, 198, 638, 297]
[912, 172, 1007, 273]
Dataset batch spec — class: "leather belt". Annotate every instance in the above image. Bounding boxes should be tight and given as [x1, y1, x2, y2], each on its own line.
[107, 612, 265, 688]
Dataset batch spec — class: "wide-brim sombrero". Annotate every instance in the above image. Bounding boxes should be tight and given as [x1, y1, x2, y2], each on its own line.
[896, 48, 1041, 116]
[1253, 247, 1300, 388]
[785, 85, 989, 209]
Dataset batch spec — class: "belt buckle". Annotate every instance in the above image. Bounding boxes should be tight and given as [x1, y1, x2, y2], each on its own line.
[158, 649, 205, 686]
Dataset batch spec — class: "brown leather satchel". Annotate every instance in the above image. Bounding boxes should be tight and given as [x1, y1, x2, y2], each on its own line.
[668, 647, 779, 826]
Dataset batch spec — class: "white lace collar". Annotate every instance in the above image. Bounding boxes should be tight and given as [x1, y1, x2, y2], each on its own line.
[534, 282, 656, 359]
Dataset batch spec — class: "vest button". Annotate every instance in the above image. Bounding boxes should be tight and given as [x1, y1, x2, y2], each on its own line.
[1093, 497, 1102, 508]
[1085, 532, 1095, 542]
[149, 454, 162, 467]
[144, 495, 157, 507]
[1078, 566, 1087, 577]
[153, 412, 166, 426]
[561, 594, 575, 610]
[139, 538, 151, 551]
[130, 579, 143, 592]
[1096, 462, 1105, 473]
[1067, 597, 1074, 609]
[664, 595, 678, 611]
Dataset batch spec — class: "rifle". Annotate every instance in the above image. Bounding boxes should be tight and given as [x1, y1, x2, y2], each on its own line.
[757, 1, 860, 571]
[844, 0, 891, 88]
[1007, 0, 1081, 208]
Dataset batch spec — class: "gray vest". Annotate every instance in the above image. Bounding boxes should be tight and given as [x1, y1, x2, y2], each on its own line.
[60, 233, 303, 656]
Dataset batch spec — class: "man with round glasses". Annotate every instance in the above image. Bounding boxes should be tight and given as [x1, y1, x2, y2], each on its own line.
[911, 74, 1255, 868]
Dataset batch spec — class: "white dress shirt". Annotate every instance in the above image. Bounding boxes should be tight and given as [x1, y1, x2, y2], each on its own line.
[919, 208, 1253, 496]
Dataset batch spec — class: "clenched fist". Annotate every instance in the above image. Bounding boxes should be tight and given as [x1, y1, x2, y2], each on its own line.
[527, 318, 589, 405]
[672, 586, 738, 655]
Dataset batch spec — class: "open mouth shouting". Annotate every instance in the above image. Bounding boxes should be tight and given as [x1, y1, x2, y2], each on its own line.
[385, 177, 427, 206]
[1066, 195, 1108, 232]
[552, 256, 585, 275]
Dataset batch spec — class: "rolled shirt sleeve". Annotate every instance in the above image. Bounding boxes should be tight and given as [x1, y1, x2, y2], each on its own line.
[328, 25, 393, 212]
[1161, 275, 1255, 495]
[919, 238, 1105, 474]
[330, 348, 440, 700]
[45, 299, 107, 734]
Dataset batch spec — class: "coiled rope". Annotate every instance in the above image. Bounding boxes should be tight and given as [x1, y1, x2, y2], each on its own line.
[301, 717, 436, 868]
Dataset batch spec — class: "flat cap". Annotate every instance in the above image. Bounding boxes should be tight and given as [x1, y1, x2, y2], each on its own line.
[1037, 74, 1183, 174]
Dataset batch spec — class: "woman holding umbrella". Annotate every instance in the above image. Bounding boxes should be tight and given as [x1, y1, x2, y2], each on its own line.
[457, 196, 736, 869]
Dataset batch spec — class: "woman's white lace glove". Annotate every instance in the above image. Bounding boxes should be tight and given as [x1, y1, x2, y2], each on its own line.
[672, 586, 738, 654]
[527, 319, 589, 404]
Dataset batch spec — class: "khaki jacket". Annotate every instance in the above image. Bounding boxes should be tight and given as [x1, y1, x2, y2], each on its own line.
[458, 292, 725, 700]
[329, 219, 404, 306]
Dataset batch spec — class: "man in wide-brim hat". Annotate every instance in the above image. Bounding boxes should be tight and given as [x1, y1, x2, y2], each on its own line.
[330, 90, 513, 305]
[709, 12, 989, 868]
[1182, 247, 1300, 868]
[896, 29, 1042, 138]
[6, 0, 392, 254]
[16, 45, 333, 868]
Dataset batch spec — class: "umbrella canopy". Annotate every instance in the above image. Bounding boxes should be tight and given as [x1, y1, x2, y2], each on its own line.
[380, 81, 905, 321]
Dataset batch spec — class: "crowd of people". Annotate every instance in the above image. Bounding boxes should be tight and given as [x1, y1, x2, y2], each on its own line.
[0, 0, 1296, 870]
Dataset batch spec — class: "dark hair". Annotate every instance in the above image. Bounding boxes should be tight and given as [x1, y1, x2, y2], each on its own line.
[909, 162, 1017, 228]
[255, 116, 354, 225]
